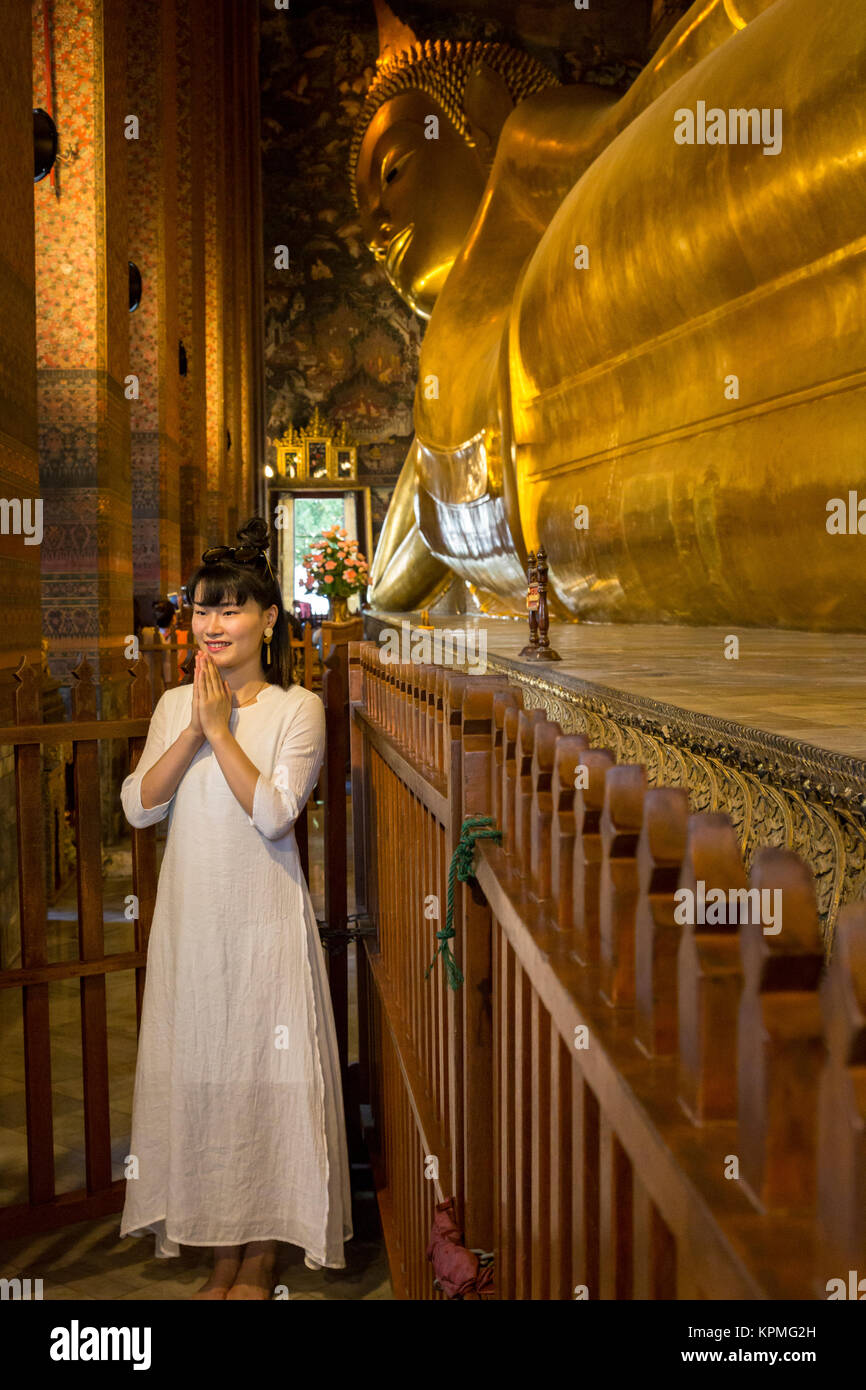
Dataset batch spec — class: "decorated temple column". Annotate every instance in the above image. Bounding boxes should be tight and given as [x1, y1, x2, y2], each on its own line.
[175, 0, 208, 580]
[126, 0, 182, 619]
[0, 6, 41, 689]
[32, 0, 132, 686]
[201, 1, 227, 545]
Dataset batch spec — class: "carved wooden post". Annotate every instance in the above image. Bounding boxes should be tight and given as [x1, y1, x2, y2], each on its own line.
[817, 903, 866, 1290]
[492, 689, 522, 826]
[501, 705, 522, 858]
[417, 664, 435, 771]
[433, 667, 447, 777]
[71, 658, 113, 1194]
[410, 661, 423, 760]
[549, 734, 590, 930]
[529, 720, 566, 903]
[459, 679, 503, 1250]
[737, 847, 824, 1212]
[677, 813, 747, 1123]
[527, 547, 561, 662]
[519, 550, 539, 658]
[398, 661, 411, 748]
[572, 748, 616, 965]
[514, 708, 548, 882]
[371, 640, 384, 727]
[634, 787, 690, 1057]
[127, 657, 156, 1023]
[599, 765, 647, 1008]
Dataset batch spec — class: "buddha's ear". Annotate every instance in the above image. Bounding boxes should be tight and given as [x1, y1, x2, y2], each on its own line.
[463, 61, 514, 163]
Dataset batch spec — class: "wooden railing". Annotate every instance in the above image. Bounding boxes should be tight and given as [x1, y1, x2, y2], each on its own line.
[350, 639, 866, 1301]
[0, 656, 159, 1237]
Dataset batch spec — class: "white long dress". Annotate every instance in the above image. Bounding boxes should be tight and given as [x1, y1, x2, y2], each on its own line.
[118, 680, 353, 1267]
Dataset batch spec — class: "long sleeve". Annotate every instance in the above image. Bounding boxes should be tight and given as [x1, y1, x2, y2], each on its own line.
[121, 691, 176, 828]
[251, 691, 326, 841]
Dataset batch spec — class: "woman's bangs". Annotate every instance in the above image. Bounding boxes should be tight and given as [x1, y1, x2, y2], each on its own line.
[189, 563, 251, 609]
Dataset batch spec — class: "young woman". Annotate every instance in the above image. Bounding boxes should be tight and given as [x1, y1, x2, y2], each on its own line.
[119, 516, 352, 1299]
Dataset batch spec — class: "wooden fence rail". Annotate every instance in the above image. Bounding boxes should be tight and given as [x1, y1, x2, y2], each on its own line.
[350, 638, 866, 1300]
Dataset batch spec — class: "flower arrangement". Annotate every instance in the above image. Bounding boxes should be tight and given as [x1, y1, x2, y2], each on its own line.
[302, 527, 369, 599]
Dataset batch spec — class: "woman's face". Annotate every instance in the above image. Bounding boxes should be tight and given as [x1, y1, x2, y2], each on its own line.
[191, 587, 276, 671]
[355, 90, 488, 319]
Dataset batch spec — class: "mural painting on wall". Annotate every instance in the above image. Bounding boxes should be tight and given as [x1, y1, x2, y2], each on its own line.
[260, 0, 420, 522]
[259, 0, 674, 552]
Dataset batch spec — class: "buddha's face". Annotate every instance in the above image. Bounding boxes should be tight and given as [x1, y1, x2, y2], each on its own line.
[355, 90, 488, 319]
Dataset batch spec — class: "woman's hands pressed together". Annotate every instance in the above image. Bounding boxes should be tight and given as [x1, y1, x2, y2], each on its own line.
[194, 649, 234, 742]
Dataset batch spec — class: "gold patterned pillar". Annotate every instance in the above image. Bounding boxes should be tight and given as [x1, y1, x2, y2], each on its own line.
[202, 1, 227, 545]
[176, 0, 208, 582]
[33, 0, 132, 688]
[0, 6, 41, 694]
[126, 0, 182, 616]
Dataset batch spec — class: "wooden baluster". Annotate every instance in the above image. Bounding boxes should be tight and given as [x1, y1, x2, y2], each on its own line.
[412, 663, 425, 762]
[397, 662, 409, 746]
[417, 665, 434, 771]
[529, 720, 565, 903]
[406, 661, 419, 759]
[817, 903, 866, 1290]
[514, 708, 548, 882]
[492, 689, 522, 826]
[433, 668, 447, 778]
[572, 748, 616, 966]
[738, 847, 824, 1212]
[13, 656, 54, 1204]
[677, 813, 747, 1123]
[459, 679, 504, 1251]
[349, 642, 369, 921]
[634, 787, 690, 1057]
[71, 658, 112, 1194]
[369, 641, 382, 725]
[127, 657, 156, 1024]
[380, 648, 391, 731]
[387, 656, 399, 737]
[598, 765, 646, 1008]
[549, 735, 590, 931]
[501, 706, 522, 859]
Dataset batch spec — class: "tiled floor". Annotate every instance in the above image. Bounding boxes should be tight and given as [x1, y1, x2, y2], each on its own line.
[375, 614, 866, 761]
[0, 791, 392, 1301]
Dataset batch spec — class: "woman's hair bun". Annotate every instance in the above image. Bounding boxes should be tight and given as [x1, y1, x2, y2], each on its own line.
[236, 515, 270, 552]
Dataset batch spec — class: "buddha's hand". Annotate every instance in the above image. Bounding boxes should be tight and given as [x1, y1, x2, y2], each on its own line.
[196, 652, 233, 742]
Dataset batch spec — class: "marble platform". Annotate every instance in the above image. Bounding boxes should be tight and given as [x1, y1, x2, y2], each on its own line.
[362, 613, 866, 948]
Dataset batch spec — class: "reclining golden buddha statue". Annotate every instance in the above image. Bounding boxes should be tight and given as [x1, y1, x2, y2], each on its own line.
[351, 0, 866, 630]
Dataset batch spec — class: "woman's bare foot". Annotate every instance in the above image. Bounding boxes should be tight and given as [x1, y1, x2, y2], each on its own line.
[191, 1245, 243, 1300]
[225, 1240, 277, 1300]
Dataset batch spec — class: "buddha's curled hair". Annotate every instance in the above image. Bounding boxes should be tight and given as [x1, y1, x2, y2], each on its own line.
[348, 39, 559, 205]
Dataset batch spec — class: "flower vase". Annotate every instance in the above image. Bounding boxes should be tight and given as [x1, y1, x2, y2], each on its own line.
[327, 594, 350, 623]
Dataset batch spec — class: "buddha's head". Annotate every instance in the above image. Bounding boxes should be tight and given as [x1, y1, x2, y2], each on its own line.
[349, 1, 558, 320]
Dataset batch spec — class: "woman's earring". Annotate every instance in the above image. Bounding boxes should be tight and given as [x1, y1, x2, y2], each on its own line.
[263, 627, 273, 666]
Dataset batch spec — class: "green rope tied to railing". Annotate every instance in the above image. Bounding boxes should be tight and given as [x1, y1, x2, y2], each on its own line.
[425, 815, 502, 992]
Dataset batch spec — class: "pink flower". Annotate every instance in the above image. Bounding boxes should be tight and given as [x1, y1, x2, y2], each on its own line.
[324, 560, 336, 571]
[324, 575, 334, 584]
[339, 528, 348, 537]
[344, 569, 357, 582]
